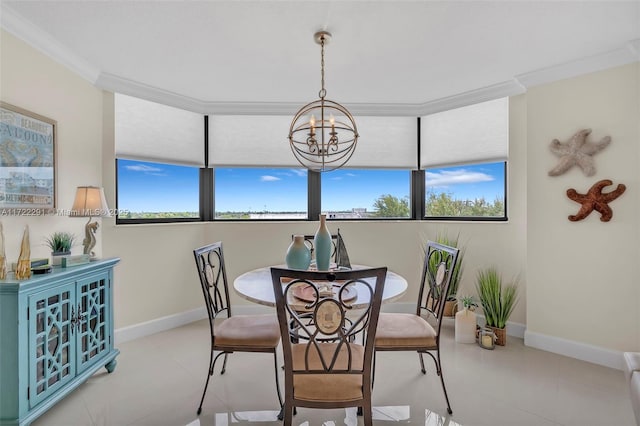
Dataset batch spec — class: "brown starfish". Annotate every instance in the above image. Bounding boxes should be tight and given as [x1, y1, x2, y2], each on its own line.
[566, 179, 626, 222]
[548, 129, 610, 177]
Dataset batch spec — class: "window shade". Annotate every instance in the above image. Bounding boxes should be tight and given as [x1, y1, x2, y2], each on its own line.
[420, 98, 508, 168]
[344, 116, 417, 169]
[208, 115, 417, 169]
[115, 94, 205, 167]
[208, 115, 297, 167]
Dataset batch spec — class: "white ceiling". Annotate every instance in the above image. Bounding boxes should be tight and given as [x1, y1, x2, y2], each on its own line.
[1, 1, 639, 115]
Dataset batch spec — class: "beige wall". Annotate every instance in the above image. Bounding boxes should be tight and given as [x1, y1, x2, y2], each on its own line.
[3, 29, 639, 357]
[526, 63, 640, 351]
[0, 31, 105, 260]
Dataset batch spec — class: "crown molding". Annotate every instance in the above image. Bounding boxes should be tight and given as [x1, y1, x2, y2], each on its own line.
[202, 101, 424, 116]
[414, 80, 526, 116]
[515, 40, 640, 89]
[0, 4, 100, 83]
[94, 72, 205, 113]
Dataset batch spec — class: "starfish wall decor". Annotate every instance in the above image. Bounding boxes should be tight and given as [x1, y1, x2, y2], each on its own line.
[548, 129, 610, 177]
[566, 179, 626, 222]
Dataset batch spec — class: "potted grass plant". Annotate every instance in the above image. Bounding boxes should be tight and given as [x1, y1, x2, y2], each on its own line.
[45, 232, 75, 266]
[475, 267, 519, 346]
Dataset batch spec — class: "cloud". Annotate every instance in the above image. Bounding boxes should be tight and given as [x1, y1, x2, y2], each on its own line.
[261, 175, 281, 182]
[290, 169, 308, 177]
[125, 164, 163, 173]
[426, 169, 494, 187]
[125, 163, 167, 176]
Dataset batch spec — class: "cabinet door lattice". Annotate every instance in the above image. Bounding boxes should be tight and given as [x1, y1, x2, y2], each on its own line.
[28, 284, 75, 408]
[77, 273, 110, 373]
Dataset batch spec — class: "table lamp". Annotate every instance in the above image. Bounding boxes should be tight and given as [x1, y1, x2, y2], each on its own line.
[70, 186, 110, 258]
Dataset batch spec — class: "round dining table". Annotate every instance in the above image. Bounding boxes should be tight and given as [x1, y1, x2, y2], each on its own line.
[233, 265, 408, 309]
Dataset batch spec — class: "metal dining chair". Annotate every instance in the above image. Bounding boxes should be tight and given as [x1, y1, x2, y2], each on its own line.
[193, 242, 283, 415]
[374, 241, 459, 415]
[270, 266, 387, 425]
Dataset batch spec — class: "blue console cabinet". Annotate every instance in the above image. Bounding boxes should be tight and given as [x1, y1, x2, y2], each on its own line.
[0, 258, 120, 425]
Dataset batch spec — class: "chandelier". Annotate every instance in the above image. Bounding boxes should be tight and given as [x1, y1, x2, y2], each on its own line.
[288, 31, 358, 172]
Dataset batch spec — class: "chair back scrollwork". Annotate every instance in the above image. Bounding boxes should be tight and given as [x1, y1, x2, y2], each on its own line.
[194, 242, 232, 328]
[271, 267, 387, 411]
[417, 241, 460, 331]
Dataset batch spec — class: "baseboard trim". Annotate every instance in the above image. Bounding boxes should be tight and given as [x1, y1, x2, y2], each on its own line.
[115, 305, 621, 371]
[525, 330, 623, 370]
[383, 303, 526, 339]
[114, 307, 207, 344]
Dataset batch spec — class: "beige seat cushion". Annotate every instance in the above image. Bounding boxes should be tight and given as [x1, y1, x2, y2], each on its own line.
[215, 314, 280, 348]
[375, 312, 437, 349]
[291, 343, 364, 402]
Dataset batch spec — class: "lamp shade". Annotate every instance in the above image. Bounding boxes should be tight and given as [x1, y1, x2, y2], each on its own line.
[70, 186, 110, 217]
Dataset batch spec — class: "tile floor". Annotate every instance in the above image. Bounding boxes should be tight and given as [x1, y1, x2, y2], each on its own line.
[33, 320, 635, 426]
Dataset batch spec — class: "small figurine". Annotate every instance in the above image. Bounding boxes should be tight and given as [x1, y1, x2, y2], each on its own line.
[15, 225, 31, 280]
[0, 222, 6, 280]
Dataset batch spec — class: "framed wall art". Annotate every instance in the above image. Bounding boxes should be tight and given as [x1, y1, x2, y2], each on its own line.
[0, 102, 57, 214]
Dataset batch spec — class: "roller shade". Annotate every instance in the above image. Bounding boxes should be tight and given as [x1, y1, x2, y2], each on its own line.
[208, 115, 297, 167]
[209, 115, 418, 169]
[420, 98, 508, 168]
[115, 93, 205, 167]
[344, 116, 417, 169]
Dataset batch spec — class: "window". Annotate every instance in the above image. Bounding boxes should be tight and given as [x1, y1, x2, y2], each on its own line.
[116, 159, 200, 221]
[421, 97, 509, 220]
[321, 169, 411, 219]
[214, 167, 308, 219]
[113, 93, 511, 223]
[425, 161, 506, 219]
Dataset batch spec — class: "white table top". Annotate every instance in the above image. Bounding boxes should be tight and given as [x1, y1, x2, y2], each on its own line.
[233, 265, 408, 309]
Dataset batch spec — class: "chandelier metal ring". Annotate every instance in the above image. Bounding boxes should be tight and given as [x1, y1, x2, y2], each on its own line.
[288, 30, 359, 172]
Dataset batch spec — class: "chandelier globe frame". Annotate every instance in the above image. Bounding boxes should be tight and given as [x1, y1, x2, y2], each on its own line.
[288, 31, 359, 172]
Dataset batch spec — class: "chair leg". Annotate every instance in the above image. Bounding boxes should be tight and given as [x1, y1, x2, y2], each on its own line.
[220, 352, 229, 374]
[436, 349, 453, 415]
[283, 404, 294, 425]
[362, 402, 373, 426]
[419, 351, 426, 374]
[372, 351, 377, 388]
[197, 351, 226, 415]
[273, 352, 283, 407]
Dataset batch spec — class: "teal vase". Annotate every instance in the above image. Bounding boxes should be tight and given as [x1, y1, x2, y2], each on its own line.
[314, 214, 332, 271]
[285, 235, 311, 270]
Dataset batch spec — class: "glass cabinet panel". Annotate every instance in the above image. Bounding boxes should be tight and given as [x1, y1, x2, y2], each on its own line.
[76, 272, 110, 373]
[28, 284, 75, 408]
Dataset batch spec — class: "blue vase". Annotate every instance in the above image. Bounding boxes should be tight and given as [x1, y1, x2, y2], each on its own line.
[285, 235, 311, 270]
[314, 214, 332, 271]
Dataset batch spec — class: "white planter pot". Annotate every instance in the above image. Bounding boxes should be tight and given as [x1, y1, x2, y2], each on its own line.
[455, 308, 477, 343]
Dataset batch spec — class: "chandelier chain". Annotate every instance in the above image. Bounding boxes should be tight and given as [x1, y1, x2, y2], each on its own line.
[319, 35, 326, 99]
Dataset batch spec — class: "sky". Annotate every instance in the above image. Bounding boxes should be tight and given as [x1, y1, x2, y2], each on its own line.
[117, 159, 504, 213]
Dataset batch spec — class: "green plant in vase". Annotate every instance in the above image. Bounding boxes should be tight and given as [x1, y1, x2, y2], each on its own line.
[45, 232, 75, 254]
[475, 267, 519, 346]
[457, 294, 477, 311]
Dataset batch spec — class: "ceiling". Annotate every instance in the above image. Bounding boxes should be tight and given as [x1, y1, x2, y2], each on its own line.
[1, 1, 639, 115]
